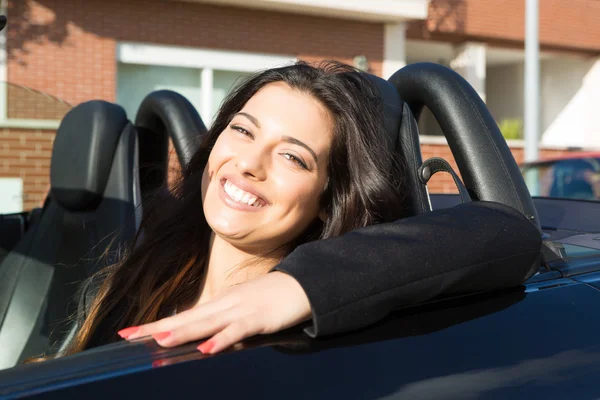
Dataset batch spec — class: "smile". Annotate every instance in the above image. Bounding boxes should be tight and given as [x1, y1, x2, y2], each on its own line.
[222, 179, 267, 207]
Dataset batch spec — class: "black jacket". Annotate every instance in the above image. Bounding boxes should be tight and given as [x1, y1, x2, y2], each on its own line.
[273, 201, 541, 337]
[58, 200, 541, 353]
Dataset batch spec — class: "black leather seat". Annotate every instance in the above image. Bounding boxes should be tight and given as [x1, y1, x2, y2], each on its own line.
[365, 73, 431, 217]
[0, 90, 207, 368]
[0, 101, 141, 368]
[388, 63, 538, 226]
[367, 63, 537, 228]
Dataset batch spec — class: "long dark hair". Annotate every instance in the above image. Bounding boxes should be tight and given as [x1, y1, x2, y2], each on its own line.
[62, 61, 407, 353]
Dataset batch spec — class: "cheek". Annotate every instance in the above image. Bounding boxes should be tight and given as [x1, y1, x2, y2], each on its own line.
[276, 175, 325, 216]
[201, 163, 210, 202]
[202, 137, 233, 191]
[201, 151, 218, 200]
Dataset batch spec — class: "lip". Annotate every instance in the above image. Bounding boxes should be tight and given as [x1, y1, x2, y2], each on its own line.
[218, 174, 269, 211]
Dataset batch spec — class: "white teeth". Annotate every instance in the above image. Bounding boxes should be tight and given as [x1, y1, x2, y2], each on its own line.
[242, 193, 250, 204]
[234, 189, 244, 202]
[224, 182, 234, 198]
[223, 179, 264, 207]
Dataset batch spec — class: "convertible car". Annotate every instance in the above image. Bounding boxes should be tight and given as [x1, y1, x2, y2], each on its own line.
[0, 16, 600, 400]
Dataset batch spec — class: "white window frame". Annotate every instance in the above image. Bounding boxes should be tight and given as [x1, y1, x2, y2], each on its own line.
[116, 42, 297, 124]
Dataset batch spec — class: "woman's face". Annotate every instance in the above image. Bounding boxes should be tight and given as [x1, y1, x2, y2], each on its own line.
[201, 82, 333, 252]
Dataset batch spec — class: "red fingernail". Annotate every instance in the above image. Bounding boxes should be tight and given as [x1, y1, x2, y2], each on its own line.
[152, 332, 171, 342]
[152, 360, 166, 368]
[118, 326, 140, 339]
[197, 340, 215, 354]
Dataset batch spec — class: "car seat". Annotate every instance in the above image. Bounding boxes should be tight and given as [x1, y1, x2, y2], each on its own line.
[363, 73, 431, 217]
[0, 101, 141, 368]
[0, 91, 207, 368]
[386, 63, 538, 226]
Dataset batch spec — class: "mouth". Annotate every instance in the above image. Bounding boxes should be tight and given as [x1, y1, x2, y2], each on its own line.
[220, 178, 268, 208]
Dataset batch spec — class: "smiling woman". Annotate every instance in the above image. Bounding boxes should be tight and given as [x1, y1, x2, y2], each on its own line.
[45, 61, 408, 356]
[201, 83, 333, 259]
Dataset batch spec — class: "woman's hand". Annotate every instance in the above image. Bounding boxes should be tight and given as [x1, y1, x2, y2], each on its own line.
[117, 271, 311, 354]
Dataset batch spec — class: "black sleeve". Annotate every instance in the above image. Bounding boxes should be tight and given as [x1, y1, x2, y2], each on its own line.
[272, 201, 542, 337]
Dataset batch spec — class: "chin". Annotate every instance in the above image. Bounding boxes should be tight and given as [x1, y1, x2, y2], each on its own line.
[206, 216, 243, 238]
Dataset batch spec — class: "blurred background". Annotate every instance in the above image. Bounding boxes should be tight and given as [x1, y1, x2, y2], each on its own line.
[0, 0, 599, 213]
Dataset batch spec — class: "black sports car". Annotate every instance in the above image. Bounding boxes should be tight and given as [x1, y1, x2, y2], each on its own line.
[1, 15, 600, 399]
[2, 196, 600, 400]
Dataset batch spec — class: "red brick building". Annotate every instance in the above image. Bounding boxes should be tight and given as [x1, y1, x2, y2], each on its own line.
[1, 0, 599, 211]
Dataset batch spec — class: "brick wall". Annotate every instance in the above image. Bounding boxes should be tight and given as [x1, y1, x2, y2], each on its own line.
[5, 0, 384, 210]
[7, 0, 383, 107]
[2, 0, 595, 210]
[409, 0, 600, 53]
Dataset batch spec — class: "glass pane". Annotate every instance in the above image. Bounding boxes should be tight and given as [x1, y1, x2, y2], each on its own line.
[562, 243, 600, 258]
[522, 158, 600, 200]
[117, 63, 202, 120]
[6, 82, 71, 120]
[212, 70, 252, 122]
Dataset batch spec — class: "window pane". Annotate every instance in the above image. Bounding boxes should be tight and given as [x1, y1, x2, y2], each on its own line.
[212, 70, 252, 121]
[117, 63, 202, 120]
[521, 158, 600, 200]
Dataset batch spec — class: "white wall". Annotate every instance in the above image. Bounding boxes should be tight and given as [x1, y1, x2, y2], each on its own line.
[486, 63, 525, 123]
[541, 57, 599, 148]
[405, 41, 600, 149]
[486, 56, 600, 149]
[0, 178, 22, 213]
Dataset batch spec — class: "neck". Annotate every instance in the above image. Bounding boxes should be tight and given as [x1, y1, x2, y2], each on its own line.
[195, 233, 280, 306]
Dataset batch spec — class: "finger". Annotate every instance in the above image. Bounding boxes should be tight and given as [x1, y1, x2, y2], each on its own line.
[119, 309, 193, 340]
[151, 314, 230, 348]
[121, 298, 231, 339]
[197, 321, 260, 354]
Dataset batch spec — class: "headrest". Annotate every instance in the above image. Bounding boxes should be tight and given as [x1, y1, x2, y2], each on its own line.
[134, 90, 207, 193]
[365, 73, 431, 217]
[389, 63, 540, 228]
[364, 74, 403, 155]
[51, 101, 129, 211]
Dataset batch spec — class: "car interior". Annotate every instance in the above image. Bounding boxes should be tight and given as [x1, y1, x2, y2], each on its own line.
[0, 62, 541, 370]
[0, 91, 206, 368]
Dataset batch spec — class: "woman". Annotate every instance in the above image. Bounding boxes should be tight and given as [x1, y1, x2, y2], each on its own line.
[58, 60, 542, 357]
[56, 60, 407, 355]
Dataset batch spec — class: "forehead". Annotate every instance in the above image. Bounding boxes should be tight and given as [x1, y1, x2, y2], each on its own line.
[240, 82, 333, 155]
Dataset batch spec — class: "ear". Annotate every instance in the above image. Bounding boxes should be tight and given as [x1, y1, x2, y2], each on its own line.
[318, 209, 328, 222]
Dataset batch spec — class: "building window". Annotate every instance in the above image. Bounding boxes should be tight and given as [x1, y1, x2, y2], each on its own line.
[212, 70, 252, 120]
[116, 43, 295, 126]
[117, 64, 203, 121]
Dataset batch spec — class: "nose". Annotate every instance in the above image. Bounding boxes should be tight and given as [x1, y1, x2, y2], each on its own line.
[235, 145, 268, 181]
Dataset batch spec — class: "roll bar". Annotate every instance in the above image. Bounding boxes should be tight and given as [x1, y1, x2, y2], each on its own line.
[389, 63, 540, 230]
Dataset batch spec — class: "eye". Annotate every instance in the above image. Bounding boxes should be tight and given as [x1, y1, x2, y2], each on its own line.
[230, 124, 254, 139]
[282, 153, 308, 170]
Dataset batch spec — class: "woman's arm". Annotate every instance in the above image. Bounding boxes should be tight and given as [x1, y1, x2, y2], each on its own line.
[121, 201, 541, 353]
[273, 201, 542, 337]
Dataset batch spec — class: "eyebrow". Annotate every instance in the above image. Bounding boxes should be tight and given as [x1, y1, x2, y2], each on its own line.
[282, 136, 318, 163]
[235, 112, 319, 163]
[235, 112, 261, 128]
